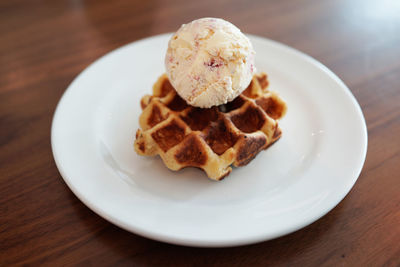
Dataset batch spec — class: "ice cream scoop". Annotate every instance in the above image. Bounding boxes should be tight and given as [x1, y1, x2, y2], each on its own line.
[165, 18, 256, 108]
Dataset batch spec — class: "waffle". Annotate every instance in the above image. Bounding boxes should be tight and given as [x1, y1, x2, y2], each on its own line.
[134, 73, 287, 180]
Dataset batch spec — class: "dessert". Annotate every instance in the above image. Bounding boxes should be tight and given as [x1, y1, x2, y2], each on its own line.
[165, 18, 256, 108]
[134, 73, 287, 180]
[134, 18, 287, 180]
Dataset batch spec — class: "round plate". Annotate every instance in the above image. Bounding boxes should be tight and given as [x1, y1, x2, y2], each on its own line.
[51, 33, 367, 247]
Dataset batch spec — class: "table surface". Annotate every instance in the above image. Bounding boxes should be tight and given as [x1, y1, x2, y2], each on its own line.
[1, 0, 399, 265]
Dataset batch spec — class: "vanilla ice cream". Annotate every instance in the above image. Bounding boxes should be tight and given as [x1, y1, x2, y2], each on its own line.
[165, 18, 256, 108]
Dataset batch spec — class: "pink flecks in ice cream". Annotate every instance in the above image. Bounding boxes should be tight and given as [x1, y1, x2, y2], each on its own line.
[205, 58, 224, 68]
[165, 17, 256, 108]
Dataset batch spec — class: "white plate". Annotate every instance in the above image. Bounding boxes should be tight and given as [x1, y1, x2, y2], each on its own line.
[51, 33, 367, 247]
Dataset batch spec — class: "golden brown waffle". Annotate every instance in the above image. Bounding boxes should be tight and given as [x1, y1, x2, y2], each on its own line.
[134, 73, 287, 180]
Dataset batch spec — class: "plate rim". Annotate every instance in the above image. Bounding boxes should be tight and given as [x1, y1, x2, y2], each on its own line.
[51, 33, 368, 247]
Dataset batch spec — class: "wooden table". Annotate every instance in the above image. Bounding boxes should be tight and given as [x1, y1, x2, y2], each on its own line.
[1, 0, 399, 265]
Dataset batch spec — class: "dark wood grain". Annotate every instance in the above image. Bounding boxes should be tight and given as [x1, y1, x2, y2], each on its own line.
[1, 0, 400, 266]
